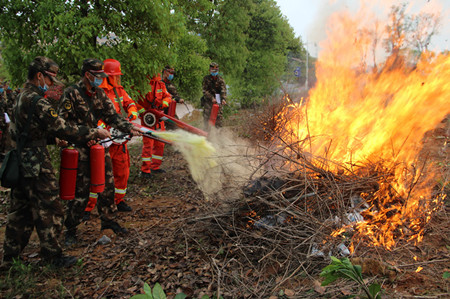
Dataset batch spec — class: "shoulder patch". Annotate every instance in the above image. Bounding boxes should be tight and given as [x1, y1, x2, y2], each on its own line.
[49, 108, 58, 118]
[64, 101, 72, 110]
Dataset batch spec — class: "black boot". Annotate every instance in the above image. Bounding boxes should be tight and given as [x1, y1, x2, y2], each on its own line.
[152, 168, 166, 174]
[82, 211, 91, 221]
[64, 230, 78, 247]
[141, 171, 152, 179]
[117, 201, 132, 212]
[49, 255, 79, 268]
[101, 220, 128, 234]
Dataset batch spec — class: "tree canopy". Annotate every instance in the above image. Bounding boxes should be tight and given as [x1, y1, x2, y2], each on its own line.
[0, 0, 303, 105]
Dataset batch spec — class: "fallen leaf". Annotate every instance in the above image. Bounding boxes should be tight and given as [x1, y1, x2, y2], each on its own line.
[313, 280, 325, 294]
[341, 288, 352, 295]
[284, 289, 295, 296]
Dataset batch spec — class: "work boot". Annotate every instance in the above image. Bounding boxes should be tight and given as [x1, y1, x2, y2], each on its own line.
[101, 220, 128, 234]
[117, 201, 132, 212]
[141, 171, 152, 178]
[82, 211, 91, 221]
[152, 168, 166, 174]
[64, 230, 78, 247]
[49, 255, 78, 268]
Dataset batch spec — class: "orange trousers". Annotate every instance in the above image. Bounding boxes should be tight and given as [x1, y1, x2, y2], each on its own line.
[85, 143, 130, 212]
[140, 120, 165, 174]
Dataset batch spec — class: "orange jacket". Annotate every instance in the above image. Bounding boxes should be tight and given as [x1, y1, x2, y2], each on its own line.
[137, 74, 172, 114]
[98, 80, 138, 128]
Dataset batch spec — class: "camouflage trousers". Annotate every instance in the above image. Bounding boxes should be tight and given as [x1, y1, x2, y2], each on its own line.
[203, 102, 223, 129]
[64, 148, 117, 233]
[3, 173, 64, 261]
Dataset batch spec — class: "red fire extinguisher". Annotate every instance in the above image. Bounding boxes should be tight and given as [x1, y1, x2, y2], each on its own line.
[90, 144, 105, 193]
[59, 146, 79, 200]
[168, 100, 176, 117]
[209, 104, 219, 126]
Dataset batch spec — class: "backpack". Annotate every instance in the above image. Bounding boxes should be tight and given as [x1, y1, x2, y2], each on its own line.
[0, 95, 41, 188]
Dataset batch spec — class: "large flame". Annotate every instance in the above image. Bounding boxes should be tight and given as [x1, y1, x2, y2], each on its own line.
[275, 4, 449, 250]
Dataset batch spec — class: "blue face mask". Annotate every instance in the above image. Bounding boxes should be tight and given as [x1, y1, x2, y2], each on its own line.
[0, 88, 4, 93]
[90, 76, 103, 88]
[168, 74, 174, 81]
[211, 71, 218, 76]
[38, 76, 48, 93]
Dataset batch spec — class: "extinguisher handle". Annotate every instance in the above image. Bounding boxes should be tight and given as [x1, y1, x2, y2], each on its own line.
[99, 133, 130, 144]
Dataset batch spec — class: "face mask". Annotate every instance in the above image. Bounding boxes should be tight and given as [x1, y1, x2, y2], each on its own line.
[90, 75, 103, 88]
[0, 88, 4, 93]
[168, 74, 174, 81]
[211, 71, 218, 76]
[38, 75, 49, 93]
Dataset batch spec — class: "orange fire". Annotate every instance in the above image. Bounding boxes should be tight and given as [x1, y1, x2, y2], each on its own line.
[275, 5, 449, 250]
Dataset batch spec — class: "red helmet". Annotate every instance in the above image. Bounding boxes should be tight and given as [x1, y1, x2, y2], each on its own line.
[103, 59, 123, 76]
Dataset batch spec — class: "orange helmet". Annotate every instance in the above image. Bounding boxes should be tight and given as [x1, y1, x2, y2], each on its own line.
[103, 59, 123, 76]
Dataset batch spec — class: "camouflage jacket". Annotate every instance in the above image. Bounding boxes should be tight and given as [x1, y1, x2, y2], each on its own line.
[5, 89, 17, 118]
[0, 92, 7, 129]
[58, 80, 134, 157]
[163, 79, 181, 103]
[15, 83, 100, 178]
[202, 74, 227, 106]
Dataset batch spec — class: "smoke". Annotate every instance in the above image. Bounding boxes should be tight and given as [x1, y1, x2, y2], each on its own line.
[307, 0, 449, 55]
[154, 128, 260, 201]
[205, 128, 262, 201]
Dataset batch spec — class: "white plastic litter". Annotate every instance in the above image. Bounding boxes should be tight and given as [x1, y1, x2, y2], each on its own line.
[97, 235, 111, 245]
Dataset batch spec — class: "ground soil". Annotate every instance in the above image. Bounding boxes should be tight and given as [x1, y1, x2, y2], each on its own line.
[0, 109, 448, 299]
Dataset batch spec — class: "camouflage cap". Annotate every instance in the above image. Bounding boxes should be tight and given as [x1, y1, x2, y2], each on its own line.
[164, 65, 175, 74]
[30, 56, 62, 84]
[209, 62, 219, 68]
[81, 58, 108, 78]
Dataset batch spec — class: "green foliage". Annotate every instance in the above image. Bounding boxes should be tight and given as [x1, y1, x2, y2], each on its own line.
[0, 0, 304, 108]
[174, 293, 187, 299]
[0, 259, 37, 298]
[172, 32, 210, 105]
[203, 0, 253, 79]
[130, 282, 182, 299]
[129, 282, 226, 299]
[320, 256, 382, 299]
[0, 43, 10, 81]
[0, 0, 186, 92]
[234, 0, 299, 107]
[443, 272, 450, 279]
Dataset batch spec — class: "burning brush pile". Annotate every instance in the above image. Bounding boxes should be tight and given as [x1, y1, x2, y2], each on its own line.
[198, 4, 449, 296]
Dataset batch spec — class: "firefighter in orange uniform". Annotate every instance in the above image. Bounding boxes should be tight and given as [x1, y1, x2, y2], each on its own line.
[137, 74, 172, 178]
[83, 59, 138, 219]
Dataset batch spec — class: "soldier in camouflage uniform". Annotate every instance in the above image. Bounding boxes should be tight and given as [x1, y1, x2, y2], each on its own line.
[162, 65, 184, 130]
[0, 83, 8, 157]
[58, 59, 141, 245]
[3, 81, 17, 119]
[1, 81, 18, 153]
[201, 62, 227, 128]
[2, 56, 111, 268]
[162, 65, 185, 105]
